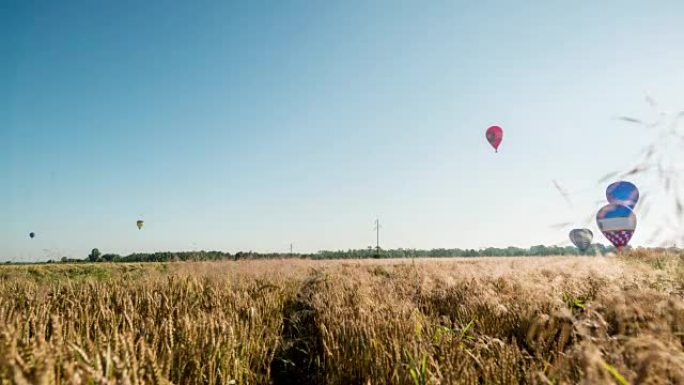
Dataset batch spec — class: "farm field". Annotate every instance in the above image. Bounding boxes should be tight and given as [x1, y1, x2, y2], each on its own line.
[1, 253, 684, 385]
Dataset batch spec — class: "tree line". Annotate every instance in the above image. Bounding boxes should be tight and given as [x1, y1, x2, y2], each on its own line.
[44, 243, 671, 264]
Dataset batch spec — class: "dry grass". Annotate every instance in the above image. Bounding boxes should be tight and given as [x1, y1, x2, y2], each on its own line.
[1, 252, 684, 384]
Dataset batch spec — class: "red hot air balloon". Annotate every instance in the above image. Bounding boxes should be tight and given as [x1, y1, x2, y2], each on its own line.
[485, 126, 503, 152]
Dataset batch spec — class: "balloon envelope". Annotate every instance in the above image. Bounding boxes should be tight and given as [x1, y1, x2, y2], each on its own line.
[606, 181, 639, 209]
[485, 126, 503, 152]
[596, 204, 636, 249]
[29, 232, 35, 239]
[569, 229, 593, 252]
[136, 220, 144, 230]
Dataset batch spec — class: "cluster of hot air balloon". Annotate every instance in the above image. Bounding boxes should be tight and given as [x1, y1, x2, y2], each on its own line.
[596, 181, 638, 251]
[485, 125, 640, 254]
[24, 125, 638, 257]
[567, 181, 639, 253]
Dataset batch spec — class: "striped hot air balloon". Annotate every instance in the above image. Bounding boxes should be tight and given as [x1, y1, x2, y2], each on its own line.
[596, 204, 636, 250]
[569, 228, 593, 252]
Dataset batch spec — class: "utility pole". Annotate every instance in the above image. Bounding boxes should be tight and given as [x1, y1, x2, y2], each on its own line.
[289, 243, 293, 257]
[374, 218, 381, 258]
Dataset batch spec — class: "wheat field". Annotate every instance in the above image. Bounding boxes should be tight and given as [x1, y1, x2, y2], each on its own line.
[1, 252, 684, 385]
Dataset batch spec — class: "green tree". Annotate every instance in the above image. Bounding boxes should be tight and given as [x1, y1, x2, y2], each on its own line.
[88, 248, 101, 262]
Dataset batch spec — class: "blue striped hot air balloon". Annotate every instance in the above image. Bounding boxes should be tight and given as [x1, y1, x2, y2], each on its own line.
[596, 204, 636, 250]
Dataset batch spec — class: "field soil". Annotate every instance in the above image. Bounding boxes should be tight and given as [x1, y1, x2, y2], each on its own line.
[1, 253, 684, 384]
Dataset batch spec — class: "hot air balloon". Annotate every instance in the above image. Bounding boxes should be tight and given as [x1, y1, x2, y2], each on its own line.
[29, 232, 35, 239]
[136, 220, 144, 230]
[485, 125, 503, 152]
[596, 204, 636, 250]
[606, 181, 639, 209]
[569, 228, 593, 252]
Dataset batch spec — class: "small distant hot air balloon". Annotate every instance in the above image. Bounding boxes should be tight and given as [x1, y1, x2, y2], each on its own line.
[596, 204, 636, 251]
[606, 181, 639, 209]
[29, 232, 35, 239]
[569, 228, 593, 252]
[136, 220, 144, 230]
[485, 125, 503, 152]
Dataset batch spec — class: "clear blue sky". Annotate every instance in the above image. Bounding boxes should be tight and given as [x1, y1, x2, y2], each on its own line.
[3, 1, 684, 261]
